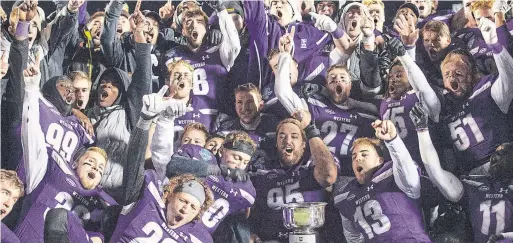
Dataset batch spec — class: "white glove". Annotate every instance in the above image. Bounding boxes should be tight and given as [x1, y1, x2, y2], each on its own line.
[23, 61, 41, 91]
[141, 85, 170, 120]
[492, 0, 511, 14]
[162, 98, 189, 119]
[309, 12, 337, 33]
[478, 17, 498, 45]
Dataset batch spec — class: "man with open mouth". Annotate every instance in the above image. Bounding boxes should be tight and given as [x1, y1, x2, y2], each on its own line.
[248, 115, 338, 242]
[334, 119, 430, 242]
[438, 16, 513, 176]
[15, 60, 116, 243]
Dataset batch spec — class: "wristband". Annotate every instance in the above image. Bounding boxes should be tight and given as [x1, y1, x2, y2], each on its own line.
[304, 124, 320, 140]
[15, 21, 30, 38]
[331, 28, 344, 39]
[415, 127, 429, 132]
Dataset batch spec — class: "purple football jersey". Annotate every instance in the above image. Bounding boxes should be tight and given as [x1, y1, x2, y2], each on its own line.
[380, 90, 422, 163]
[14, 148, 117, 243]
[440, 75, 513, 174]
[39, 97, 94, 163]
[213, 113, 279, 155]
[173, 95, 217, 148]
[461, 176, 513, 243]
[2, 222, 19, 243]
[164, 45, 226, 120]
[307, 94, 379, 176]
[417, 9, 454, 30]
[334, 161, 431, 242]
[200, 175, 256, 233]
[111, 170, 213, 243]
[249, 157, 328, 241]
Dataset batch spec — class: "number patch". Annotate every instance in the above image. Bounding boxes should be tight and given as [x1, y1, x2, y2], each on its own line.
[267, 182, 304, 209]
[383, 107, 407, 139]
[132, 222, 178, 243]
[46, 123, 79, 162]
[193, 68, 209, 96]
[321, 121, 358, 156]
[202, 198, 230, 228]
[448, 113, 484, 151]
[480, 200, 505, 235]
[353, 200, 391, 239]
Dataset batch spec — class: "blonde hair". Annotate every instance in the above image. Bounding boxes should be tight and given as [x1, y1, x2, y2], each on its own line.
[234, 83, 263, 103]
[69, 71, 92, 86]
[0, 169, 24, 197]
[422, 20, 450, 39]
[362, 0, 384, 9]
[441, 52, 472, 74]
[351, 137, 384, 157]
[86, 147, 108, 162]
[223, 131, 257, 153]
[471, 0, 493, 12]
[167, 60, 194, 77]
[276, 118, 306, 141]
[181, 122, 209, 141]
[162, 174, 214, 220]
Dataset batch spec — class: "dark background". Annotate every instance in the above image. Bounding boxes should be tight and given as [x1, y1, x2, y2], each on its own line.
[2, 0, 462, 27]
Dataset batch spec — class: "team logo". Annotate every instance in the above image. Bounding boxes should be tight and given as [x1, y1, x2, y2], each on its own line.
[478, 185, 490, 191]
[66, 177, 76, 187]
[325, 109, 335, 115]
[366, 185, 374, 192]
[350, 114, 358, 119]
[300, 39, 307, 49]
[500, 188, 509, 194]
[199, 149, 213, 161]
[347, 194, 355, 201]
[267, 173, 278, 179]
[208, 175, 220, 183]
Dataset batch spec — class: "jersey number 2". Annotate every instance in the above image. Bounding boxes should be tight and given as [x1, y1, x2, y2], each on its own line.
[133, 222, 178, 243]
[354, 200, 391, 239]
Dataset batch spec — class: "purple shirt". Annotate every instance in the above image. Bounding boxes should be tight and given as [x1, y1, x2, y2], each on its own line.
[173, 95, 217, 148]
[334, 161, 431, 242]
[200, 175, 256, 233]
[440, 75, 513, 174]
[461, 175, 513, 243]
[111, 171, 213, 243]
[14, 148, 116, 243]
[307, 93, 379, 176]
[1, 222, 19, 243]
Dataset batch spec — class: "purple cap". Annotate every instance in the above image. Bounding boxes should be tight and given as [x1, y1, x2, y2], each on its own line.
[174, 144, 218, 166]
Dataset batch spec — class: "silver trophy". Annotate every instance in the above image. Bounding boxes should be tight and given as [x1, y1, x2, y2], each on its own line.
[282, 202, 327, 243]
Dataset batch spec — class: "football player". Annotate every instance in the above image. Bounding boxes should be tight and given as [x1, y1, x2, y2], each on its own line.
[439, 17, 513, 175]
[412, 101, 513, 243]
[16, 61, 116, 243]
[0, 169, 24, 243]
[334, 120, 430, 242]
[248, 115, 338, 241]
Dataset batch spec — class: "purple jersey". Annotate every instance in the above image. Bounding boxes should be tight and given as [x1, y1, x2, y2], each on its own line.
[164, 45, 226, 119]
[307, 94, 379, 176]
[461, 175, 513, 243]
[173, 95, 217, 148]
[440, 75, 513, 174]
[200, 175, 256, 233]
[417, 9, 454, 30]
[40, 97, 94, 163]
[2, 222, 19, 243]
[380, 90, 422, 163]
[111, 171, 213, 243]
[213, 113, 279, 155]
[249, 157, 328, 241]
[14, 149, 116, 243]
[334, 161, 431, 242]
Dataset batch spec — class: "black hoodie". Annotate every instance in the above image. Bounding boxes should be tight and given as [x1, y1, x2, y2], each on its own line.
[41, 75, 73, 116]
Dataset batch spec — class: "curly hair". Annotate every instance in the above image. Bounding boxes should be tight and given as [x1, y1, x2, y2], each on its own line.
[470, 0, 493, 12]
[0, 169, 24, 197]
[223, 131, 257, 153]
[162, 174, 214, 220]
[181, 122, 209, 142]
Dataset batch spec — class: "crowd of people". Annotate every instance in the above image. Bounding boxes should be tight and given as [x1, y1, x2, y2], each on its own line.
[1, 0, 513, 242]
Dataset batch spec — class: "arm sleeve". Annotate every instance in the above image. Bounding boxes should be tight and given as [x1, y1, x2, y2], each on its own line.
[385, 135, 421, 199]
[417, 131, 464, 202]
[121, 119, 151, 206]
[340, 213, 364, 243]
[126, 43, 153, 130]
[21, 89, 48, 194]
[217, 9, 241, 72]
[490, 47, 513, 114]
[405, 46, 416, 61]
[398, 54, 441, 122]
[150, 117, 175, 180]
[274, 54, 306, 115]
[7, 38, 29, 124]
[101, 0, 126, 68]
[359, 48, 382, 96]
[329, 47, 351, 66]
[47, 7, 79, 78]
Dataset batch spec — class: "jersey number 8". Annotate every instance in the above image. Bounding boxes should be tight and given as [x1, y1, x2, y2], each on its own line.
[193, 68, 209, 96]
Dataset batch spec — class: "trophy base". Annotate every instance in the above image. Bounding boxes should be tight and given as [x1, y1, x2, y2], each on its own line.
[288, 233, 318, 243]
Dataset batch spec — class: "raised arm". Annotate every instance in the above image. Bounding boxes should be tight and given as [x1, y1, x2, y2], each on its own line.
[216, 4, 241, 71]
[478, 18, 513, 113]
[398, 54, 441, 122]
[274, 53, 306, 115]
[374, 120, 421, 199]
[101, 0, 126, 68]
[21, 59, 48, 194]
[126, 15, 153, 129]
[410, 102, 463, 202]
